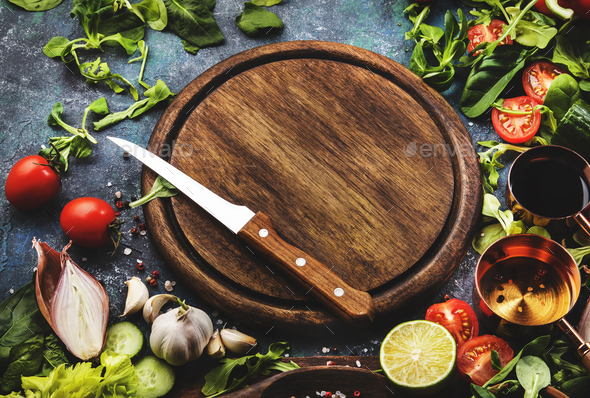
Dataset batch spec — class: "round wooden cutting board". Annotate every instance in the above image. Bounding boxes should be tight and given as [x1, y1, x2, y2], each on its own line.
[142, 41, 482, 330]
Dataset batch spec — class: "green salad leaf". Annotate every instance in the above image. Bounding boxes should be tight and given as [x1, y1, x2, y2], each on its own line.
[202, 342, 299, 398]
[164, 0, 224, 54]
[236, 2, 284, 37]
[38, 334, 69, 377]
[0, 282, 51, 368]
[543, 74, 581, 122]
[0, 334, 44, 394]
[7, 0, 62, 11]
[94, 79, 174, 130]
[129, 176, 179, 207]
[516, 356, 551, 398]
[251, 0, 281, 6]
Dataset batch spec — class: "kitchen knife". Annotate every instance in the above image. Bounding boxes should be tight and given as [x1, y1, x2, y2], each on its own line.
[107, 137, 375, 326]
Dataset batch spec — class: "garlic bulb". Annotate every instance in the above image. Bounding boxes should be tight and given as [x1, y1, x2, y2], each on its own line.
[206, 330, 226, 359]
[220, 329, 257, 355]
[143, 294, 178, 324]
[150, 301, 213, 366]
[121, 277, 149, 316]
[34, 239, 109, 361]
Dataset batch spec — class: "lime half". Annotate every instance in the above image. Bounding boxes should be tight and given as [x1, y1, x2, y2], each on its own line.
[380, 320, 456, 396]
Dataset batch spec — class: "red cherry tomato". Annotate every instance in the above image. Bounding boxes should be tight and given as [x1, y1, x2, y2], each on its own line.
[457, 335, 514, 386]
[522, 61, 568, 103]
[467, 20, 513, 55]
[5, 155, 60, 210]
[425, 299, 479, 347]
[492, 96, 541, 144]
[60, 197, 116, 249]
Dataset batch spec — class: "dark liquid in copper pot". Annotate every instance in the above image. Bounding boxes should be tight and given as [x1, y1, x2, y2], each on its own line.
[510, 159, 589, 218]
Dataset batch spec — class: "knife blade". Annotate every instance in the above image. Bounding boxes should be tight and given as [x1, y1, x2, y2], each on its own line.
[107, 137, 375, 326]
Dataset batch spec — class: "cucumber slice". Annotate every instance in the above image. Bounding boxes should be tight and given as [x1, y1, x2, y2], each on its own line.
[104, 322, 143, 357]
[135, 356, 175, 398]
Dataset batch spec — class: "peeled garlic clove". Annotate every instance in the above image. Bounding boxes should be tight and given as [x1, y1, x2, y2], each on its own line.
[206, 330, 226, 359]
[48, 241, 109, 361]
[143, 294, 178, 324]
[32, 237, 63, 328]
[220, 329, 257, 355]
[121, 277, 149, 316]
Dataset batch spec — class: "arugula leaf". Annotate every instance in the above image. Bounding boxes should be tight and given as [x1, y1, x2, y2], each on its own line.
[129, 40, 151, 89]
[129, 176, 179, 207]
[0, 334, 44, 394]
[553, 35, 590, 80]
[251, 0, 281, 6]
[164, 0, 224, 54]
[473, 223, 506, 254]
[470, 384, 496, 398]
[506, 6, 557, 49]
[477, 140, 530, 193]
[236, 2, 284, 37]
[0, 282, 51, 368]
[460, 44, 537, 118]
[7, 0, 62, 11]
[94, 79, 174, 130]
[77, 57, 139, 100]
[544, 339, 589, 390]
[202, 342, 299, 397]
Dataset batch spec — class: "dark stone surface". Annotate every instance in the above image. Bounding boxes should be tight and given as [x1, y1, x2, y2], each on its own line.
[0, 0, 515, 361]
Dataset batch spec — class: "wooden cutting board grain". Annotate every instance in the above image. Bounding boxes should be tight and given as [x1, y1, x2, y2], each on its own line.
[142, 41, 482, 330]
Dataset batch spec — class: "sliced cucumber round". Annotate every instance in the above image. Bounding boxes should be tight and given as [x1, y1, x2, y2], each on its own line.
[135, 356, 175, 398]
[104, 321, 143, 357]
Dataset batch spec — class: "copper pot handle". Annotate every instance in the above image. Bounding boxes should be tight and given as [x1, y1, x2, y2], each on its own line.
[574, 213, 590, 237]
[557, 318, 590, 373]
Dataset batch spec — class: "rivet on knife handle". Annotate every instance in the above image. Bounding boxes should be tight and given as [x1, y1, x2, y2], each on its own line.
[238, 212, 376, 327]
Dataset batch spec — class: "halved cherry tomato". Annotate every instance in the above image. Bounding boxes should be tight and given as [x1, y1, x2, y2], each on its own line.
[467, 20, 513, 55]
[457, 335, 514, 386]
[5, 155, 60, 210]
[491, 96, 541, 144]
[60, 197, 117, 249]
[522, 61, 568, 103]
[425, 299, 479, 347]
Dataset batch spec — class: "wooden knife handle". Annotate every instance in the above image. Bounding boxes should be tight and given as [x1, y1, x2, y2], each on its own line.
[237, 212, 375, 327]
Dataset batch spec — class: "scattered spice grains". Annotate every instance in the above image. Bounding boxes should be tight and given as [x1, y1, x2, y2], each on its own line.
[123, 248, 132, 255]
[164, 280, 173, 292]
[136, 262, 145, 270]
[116, 200, 124, 209]
[355, 360, 361, 368]
[326, 361, 335, 366]
[131, 228, 139, 237]
[508, 279, 513, 285]
[517, 306, 523, 313]
[152, 270, 160, 279]
[527, 287, 533, 292]
[496, 295, 505, 303]
[133, 215, 140, 221]
[149, 278, 158, 287]
[115, 191, 122, 199]
[354, 392, 361, 397]
[540, 284, 545, 289]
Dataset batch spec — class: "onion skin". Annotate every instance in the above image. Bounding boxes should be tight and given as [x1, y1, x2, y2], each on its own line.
[34, 239, 109, 361]
[33, 238, 63, 328]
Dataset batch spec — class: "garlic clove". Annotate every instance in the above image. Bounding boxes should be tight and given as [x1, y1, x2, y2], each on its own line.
[206, 330, 226, 359]
[121, 277, 149, 316]
[220, 329, 257, 355]
[143, 294, 178, 324]
[46, 241, 109, 361]
[33, 237, 63, 328]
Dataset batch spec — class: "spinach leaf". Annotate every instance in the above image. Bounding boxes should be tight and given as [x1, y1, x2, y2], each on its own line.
[562, 376, 590, 398]
[164, 0, 224, 53]
[7, 0, 62, 11]
[251, 0, 281, 5]
[544, 74, 580, 122]
[202, 342, 298, 397]
[506, 7, 557, 49]
[552, 36, 590, 80]
[98, 13, 146, 45]
[77, 57, 139, 100]
[136, 0, 168, 30]
[236, 2, 284, 37]
[516, 356, 551, 398]
[42, 37, 71, 59]
[38, 334, 69, 377]
[0, 334, 44, 394]
[94, 79, 174, 130]
[129, 176, 179, 207]
[473, 223, 506, 254]
[482, 335, 550, 389]
[544, 339, 589, 389]
[0, 282, 50, 368]
[470, 384, 496, 398]
[460, 44, 537, 118]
